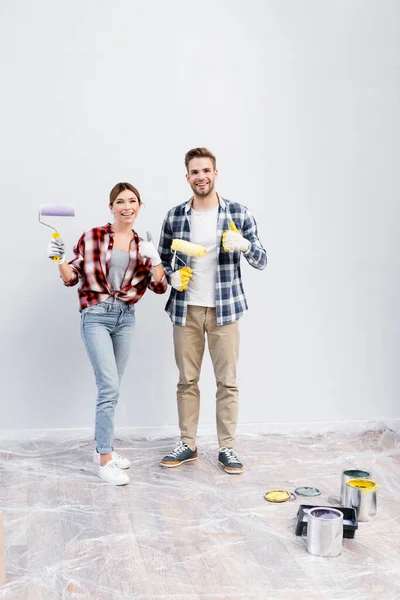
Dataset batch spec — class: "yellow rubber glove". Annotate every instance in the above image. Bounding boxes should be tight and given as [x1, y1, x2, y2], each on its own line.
[170, 267, 193, 291]
[222, 221, 250, 253]
[222, 221, 239, 251]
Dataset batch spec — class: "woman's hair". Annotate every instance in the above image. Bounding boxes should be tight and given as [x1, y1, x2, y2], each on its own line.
[109, 182, 142, 206]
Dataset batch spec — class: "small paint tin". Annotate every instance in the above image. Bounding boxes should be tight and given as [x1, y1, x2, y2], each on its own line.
[306, 507, 343, 557]
[264, 490, 291, 503]
[294, 487, 321, 497]
[345, 479, 378, 521]
[340, 469, 371, 505]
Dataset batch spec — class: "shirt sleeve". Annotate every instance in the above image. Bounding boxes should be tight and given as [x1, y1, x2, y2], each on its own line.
[158, 214, 174, 282]
[241, 209, 267, 270]
[63, 232, 85, 287]
[147, 272, 168, 294]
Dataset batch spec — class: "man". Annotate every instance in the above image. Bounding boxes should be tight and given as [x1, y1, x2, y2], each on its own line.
[158, 147, 267, 473]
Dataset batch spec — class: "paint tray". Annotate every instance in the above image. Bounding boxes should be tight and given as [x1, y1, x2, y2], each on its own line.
[295, 504, 358, 539]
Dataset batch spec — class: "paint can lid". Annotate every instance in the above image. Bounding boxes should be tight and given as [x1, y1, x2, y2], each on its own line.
[294, 486, 321, 497]
[347, 479, 377, 492]
[264, 490, 291, 503]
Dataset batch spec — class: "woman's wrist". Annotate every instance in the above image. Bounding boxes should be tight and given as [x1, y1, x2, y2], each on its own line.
[151, 263, 165, 282]
[59, 261, 74, 282]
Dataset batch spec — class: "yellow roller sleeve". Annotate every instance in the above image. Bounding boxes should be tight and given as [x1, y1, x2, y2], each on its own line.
[222, 221, 239, 251]
[171, 239, 207, 258]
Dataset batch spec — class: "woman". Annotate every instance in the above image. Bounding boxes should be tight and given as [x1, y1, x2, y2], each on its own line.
[47, 183, 167, 485]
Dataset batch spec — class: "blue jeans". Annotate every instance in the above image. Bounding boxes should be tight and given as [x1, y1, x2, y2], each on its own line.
[81, 302, 135, 454]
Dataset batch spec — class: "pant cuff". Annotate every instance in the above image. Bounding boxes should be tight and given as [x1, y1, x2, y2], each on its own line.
[96, 447, 113, 454]
[181, 437, 196, 447]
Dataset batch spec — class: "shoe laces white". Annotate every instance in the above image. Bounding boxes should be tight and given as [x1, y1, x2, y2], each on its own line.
[169, 441, 189, 458]
[220, 447, 241, 464]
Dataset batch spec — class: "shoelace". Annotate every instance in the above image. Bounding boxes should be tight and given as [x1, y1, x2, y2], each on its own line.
[220, 447, 241, 464]
[104, 460, 121, 473]
[169, 442, 189, 458]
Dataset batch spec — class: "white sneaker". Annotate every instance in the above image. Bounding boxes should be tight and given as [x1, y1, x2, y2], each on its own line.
[93, 450, 131, 469]
[98, 459, 130, 485]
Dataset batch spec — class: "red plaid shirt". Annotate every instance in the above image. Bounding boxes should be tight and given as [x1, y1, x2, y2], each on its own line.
[64, 223, 167, 311]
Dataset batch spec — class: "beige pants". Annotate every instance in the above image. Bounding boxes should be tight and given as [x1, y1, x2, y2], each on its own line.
[173, 306, 240, 448]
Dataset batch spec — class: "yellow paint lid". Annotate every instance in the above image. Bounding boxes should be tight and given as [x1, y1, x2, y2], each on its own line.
[264, 490, 290, 503]
[347, 478, 378, 492]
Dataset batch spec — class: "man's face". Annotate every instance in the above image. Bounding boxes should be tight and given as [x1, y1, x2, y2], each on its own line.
[186, 157, 218, 197]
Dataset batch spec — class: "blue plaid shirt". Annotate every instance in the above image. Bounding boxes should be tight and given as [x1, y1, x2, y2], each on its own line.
[158, 196, 267, 326]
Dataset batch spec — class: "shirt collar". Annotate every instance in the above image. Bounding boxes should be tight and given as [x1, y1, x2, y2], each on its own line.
[185, 193, 226, 213]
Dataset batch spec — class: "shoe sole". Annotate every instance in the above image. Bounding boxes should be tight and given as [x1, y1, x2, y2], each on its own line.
[98, 475, 129, 486]
[95, 461, 130, 470]
[218, 460, 244, 474]
[160, 456, 198, 468]
[93, 457, 131, 469]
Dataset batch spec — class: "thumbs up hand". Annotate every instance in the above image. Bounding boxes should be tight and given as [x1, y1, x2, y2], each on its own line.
[222, 221, 250, 253]
[138, 231, 162, 266]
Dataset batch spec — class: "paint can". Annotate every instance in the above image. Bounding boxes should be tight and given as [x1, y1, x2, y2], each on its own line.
[345, 479, 377, 522]
[340, 469, 371, 505]
[306, 507, 343, 557]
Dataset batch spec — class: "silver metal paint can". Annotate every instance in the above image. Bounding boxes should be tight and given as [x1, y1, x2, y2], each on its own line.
[345, 479, 377, 522]
[306, 507, 343, 558]
[340, 469, 371, 505]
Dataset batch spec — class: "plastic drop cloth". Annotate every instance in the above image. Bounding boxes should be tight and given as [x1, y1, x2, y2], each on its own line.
[0, 425, 399, 600]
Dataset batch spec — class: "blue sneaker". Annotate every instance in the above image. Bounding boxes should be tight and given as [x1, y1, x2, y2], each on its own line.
[160, 441, 198, 468]
[218, 447, 244, 474]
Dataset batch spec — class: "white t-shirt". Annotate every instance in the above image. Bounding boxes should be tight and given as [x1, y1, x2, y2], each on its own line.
[186, 206, 219, 307]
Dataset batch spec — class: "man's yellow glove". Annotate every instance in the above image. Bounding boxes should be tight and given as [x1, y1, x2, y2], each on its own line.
[170, 267, 193, 292]
[222, 221, 250, 253]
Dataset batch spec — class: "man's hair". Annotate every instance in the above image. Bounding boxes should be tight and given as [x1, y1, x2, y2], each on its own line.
[185, 147, 216, 171]
[109, 182, 141, 206]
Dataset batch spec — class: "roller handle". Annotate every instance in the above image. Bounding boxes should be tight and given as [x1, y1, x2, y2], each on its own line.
[52, 231, 61, 262]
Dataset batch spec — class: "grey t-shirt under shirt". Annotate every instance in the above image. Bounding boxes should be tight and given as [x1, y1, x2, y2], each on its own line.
[105, 247, 130, 304]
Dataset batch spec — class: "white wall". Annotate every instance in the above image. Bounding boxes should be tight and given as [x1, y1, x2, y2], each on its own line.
[0, 0, 399, 432]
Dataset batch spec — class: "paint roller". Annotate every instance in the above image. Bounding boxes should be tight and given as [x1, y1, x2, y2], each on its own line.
[39, 204, 76, 262]
[171, 239, 207, 266]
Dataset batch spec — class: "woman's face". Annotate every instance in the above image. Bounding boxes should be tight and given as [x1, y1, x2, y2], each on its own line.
[110, 189, 141, 225]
